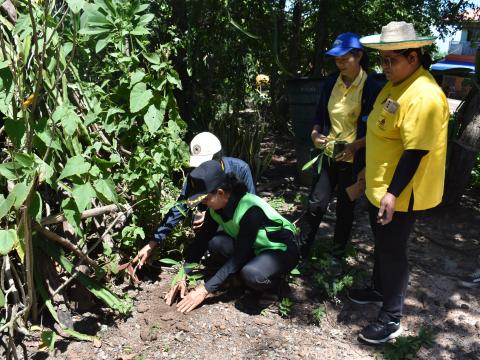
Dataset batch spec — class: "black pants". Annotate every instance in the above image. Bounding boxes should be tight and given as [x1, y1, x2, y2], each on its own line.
[208, 233, 299, 292]
[368, 201, 417, 320]
[301, 160, 356, 257]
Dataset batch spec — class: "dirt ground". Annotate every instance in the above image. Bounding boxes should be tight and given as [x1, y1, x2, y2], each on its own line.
[24, 136, 480, 360]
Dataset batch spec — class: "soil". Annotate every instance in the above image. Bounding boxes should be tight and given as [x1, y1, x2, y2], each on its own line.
[23, 135, 480, 360]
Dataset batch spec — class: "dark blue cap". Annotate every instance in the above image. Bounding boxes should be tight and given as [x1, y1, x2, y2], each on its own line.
[186, 160, 226, 206]
[325, 32, 363, 57]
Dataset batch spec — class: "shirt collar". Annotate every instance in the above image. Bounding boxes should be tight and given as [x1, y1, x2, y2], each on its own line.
[335, 67, 365, 89]
[214, 191, 243, 221]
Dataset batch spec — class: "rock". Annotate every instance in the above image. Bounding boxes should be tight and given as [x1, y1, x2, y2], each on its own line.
[475, 321, 480, 329]
[137, 303, 149, 313]
[460, 303, 470, 310]
[140, 328, 157, 342]
[458, 315, 466, 321]
[254, 317, 275, 326]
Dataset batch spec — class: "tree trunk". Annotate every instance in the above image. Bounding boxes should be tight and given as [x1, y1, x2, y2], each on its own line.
[289, 0, 303, 75]
[443, 90, 480, 205]
[312, 0, 329, 77]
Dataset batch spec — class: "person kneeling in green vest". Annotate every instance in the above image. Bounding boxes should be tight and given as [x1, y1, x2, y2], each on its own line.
[165, 160, 299, 313]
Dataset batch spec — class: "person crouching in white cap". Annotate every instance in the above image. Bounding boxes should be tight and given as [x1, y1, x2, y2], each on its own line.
[133, 132, 256, 268]
[347, 21, 449, 344]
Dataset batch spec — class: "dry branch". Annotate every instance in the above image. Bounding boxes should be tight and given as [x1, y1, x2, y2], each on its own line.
[33, 224, 99, 268]
[41, 204, 121, 225]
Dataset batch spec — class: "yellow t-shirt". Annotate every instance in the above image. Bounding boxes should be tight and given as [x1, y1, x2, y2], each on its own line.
[325, 68, 367, 160]
[365, 66, 449, 212]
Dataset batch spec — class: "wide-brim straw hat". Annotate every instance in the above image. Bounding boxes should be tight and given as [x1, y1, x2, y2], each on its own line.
[360, 21, 435, 50]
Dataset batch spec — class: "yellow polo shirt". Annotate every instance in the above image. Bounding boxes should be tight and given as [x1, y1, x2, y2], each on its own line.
[325, 68, 367, 160]
[365, 66, 449, 212]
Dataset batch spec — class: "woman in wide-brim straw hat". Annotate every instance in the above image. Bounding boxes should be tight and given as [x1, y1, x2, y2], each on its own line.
[347, 21, 449, 344]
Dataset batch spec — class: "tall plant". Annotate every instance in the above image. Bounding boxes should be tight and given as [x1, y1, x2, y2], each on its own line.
[0, 0, 188, 354]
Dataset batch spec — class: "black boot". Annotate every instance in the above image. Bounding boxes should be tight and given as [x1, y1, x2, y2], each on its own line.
[297, 211, 323, 260]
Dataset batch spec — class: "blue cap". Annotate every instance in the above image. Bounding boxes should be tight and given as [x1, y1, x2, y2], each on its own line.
[325, 32, 363, 57]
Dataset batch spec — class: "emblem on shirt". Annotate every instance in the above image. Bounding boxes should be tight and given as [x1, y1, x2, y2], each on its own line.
[377, 118, 386, 130]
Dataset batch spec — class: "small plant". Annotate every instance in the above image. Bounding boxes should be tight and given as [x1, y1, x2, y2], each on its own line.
[311, 305, 327, 325]
[159, 258, 203, 288]
[382, 327, 435, 360]
[278, 297, 293, 318]
[268, 196, 293, 211]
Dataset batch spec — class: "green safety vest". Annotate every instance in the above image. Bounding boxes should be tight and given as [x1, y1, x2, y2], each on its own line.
[209, 193, 297, 255]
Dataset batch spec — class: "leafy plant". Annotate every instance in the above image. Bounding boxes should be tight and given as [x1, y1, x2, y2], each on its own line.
[278, 297, 293, 318]
[160, 258, 203, 288]
[268, 196, 293, 212]
[311, 305, 327, 325]
[382, 327, 435, 360]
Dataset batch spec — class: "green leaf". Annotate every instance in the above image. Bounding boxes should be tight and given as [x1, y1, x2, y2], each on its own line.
[59, 155, 91, 180]
[94, 179, 117, 203]
[4, 119, 26, 148]
[0, 194, 14, 220]
[30, 192, 43, 223]
[130, 26, 150, 36]
[143, 52, 160, 64]
[34, 156, 55, 185]
[290, 268, 301, 275]
[66, 0, 85, 14]
[0, 289, 4, 307]
[78, 27, 110, 35]
[11, 182, 29, 209]
[61, 198, 82, 236]
[144, 104, 163, 134]
[72, 182, 95, 212]
[0, 162, 18, 180]
[14, 153, 34, 168]
[159, 258, 179, 266]
[137, 13, 154, 27]
[52, 103, 81, 136]
[130, 70, 145, 87]
[41, 330, 56, 351]
[301, 154, 320, 171]
[95, 36, 111, 53]
[0, 229, 17, 255]
[166, 73, 182, 89]
[130, 82, 153, 113]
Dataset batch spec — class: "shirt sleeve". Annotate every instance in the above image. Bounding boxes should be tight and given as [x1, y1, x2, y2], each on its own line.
[184, 210, 218, 265]
[387, 149, 428, 197]
[239, 162, 256, 195]
[152, 181, 189, 244]
[204, 206, 264, 293]
[399, 93, 447, 151]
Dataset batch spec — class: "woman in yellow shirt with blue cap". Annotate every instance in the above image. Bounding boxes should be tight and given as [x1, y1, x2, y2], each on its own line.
[347, 21, 449, 344]
[299, 33, 382, 259]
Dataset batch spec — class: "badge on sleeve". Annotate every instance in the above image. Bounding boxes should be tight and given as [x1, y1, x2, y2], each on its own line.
[383, 98, 400, 114]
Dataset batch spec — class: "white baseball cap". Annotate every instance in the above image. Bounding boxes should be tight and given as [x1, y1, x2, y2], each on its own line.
[189, 132, 222, 167]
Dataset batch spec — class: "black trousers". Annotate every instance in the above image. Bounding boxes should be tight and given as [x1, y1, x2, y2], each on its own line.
[368, 201, 417, 320]
[208, 233, 299, 292]
[301, 160, 356, 257]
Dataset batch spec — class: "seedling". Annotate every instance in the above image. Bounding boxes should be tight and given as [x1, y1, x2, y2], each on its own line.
[159, 258, 203, 288]
[278, 297, 293, 318]
[382, 327, 435, 360]
[311, 305, 326, 325]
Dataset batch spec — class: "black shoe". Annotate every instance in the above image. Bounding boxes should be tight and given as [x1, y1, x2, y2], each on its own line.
[348, 287, 383, 305]
[359, 315, 402, 344]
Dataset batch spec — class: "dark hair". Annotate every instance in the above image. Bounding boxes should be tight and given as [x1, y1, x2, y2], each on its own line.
[351, 49, 369, 71]
[214, 173, 247, 197]
[395, 48, 432, 69]
[211, 149, 224, 161]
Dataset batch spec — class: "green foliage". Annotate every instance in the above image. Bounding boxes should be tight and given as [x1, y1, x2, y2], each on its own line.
[382, 327, 435, 360]
[160, 258, 203, 288]
[0, 229, 16, 255]
[278, 297, 293, 318]
[311, 305, 327, 325]
[471, 155, 480, 189]
[40, 330, 57, 352]
[307, 240, 362, 301]
[268, 196, 293, 212]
